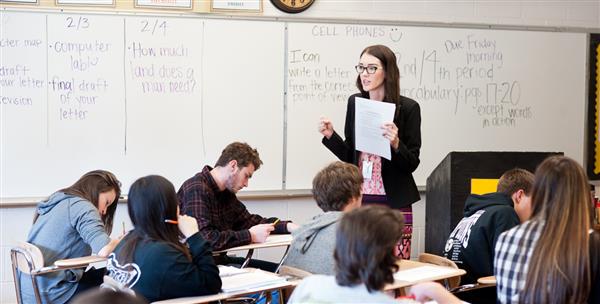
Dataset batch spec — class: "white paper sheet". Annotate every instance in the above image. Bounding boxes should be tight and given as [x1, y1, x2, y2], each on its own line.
[220, 270, 287, 292]
[354, 97, 395, 160]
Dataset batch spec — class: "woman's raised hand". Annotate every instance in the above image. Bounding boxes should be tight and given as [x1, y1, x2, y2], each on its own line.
[318, 117, 334, 139]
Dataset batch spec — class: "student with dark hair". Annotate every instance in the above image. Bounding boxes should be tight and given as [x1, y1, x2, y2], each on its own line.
[495, 156, 600, 303]
[106, 175, 221, 302]
[319, 44, 421, 259]
[443, 168, 534, 284]
[283, 161, 363, 275]
[289, 206, 460, 303]
[19, 170, 122, 304]
[177, 141, 298, 270]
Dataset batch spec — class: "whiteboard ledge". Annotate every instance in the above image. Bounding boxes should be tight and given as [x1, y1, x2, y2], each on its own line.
[0, 186, 426, 207]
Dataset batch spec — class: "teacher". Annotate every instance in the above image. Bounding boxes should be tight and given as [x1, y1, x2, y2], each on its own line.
[318, 44, 421, 259]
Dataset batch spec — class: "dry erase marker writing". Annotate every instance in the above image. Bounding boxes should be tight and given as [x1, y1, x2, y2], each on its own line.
[164, 219, 178, 224]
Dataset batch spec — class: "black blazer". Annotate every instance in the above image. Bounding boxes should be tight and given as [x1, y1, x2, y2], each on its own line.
[322, 93, 421, 209]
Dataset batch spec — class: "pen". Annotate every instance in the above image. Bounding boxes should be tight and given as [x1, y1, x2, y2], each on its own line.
[122, 221, 126, 235]
[164, 219, 179, 224]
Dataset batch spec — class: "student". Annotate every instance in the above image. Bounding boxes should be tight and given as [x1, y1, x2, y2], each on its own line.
[288, 205, 460, 304]
[494, 156, 600, 303]
[106, 175, 221, 302]
[318, 44, 421, 258]
[19, 170, 122, 304]
[177, 142, 298, 270]
[283, 161, 363, 275]
[443, 168, 534, 284]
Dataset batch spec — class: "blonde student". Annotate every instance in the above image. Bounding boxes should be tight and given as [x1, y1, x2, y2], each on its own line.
[19, 170, 122, 304]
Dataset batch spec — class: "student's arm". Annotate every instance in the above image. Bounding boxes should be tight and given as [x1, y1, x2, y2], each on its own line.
[178, 187, 251, 250]
[409, 282, 462, 304]
[389, 99, 421, 173]
[70, 199, 111, 254]
[158, 233, 222, 299]
[192, 201, 253, 251]
[233, 202, 294, 235]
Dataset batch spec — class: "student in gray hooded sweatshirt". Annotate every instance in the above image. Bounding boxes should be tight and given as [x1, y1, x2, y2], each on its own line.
[283, 161, 363, 275]
[18, 170, 122, 304]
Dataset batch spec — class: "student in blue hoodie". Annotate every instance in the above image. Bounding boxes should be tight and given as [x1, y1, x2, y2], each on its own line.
[20, 170, 122, 304]
[443, 168, 534, 284]
[106, 175, 221, 302]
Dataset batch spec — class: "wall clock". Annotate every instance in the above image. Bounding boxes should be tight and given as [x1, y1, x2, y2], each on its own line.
[270, 0, 315, 14]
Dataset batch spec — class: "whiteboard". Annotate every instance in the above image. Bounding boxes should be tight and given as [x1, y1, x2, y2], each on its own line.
[285, 23, 586, 188]
[0, 11, 285, 197]
[0, 10, 588, 198]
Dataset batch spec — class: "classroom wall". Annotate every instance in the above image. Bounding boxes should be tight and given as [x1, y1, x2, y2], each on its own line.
[1, 1, 597, 302]
[2, 1, 598, 29]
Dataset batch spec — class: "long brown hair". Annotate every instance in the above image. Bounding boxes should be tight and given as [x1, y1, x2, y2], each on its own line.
[356, 45, 401, 117]
[35, 170, 121, 233]
[521, 156, 591, 303]
[117, 175, 191, 264]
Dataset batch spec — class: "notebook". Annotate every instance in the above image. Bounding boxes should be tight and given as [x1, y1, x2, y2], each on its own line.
[221, 270, 287, 293]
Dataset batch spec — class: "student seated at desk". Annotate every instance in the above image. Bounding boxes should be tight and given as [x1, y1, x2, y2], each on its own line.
[289, 206, 460, 304]
[494, 156, 600, 304]
[106, 175, 221, 302]
[177, 142, 299, 270]
[19, 170, 122, 304]
[443, 168, 534, 284]
[283, 161, 363, 275]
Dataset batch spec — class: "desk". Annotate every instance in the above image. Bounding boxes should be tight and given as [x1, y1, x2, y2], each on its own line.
[213, 234, 293, 269]
[385, 260, 466, 292]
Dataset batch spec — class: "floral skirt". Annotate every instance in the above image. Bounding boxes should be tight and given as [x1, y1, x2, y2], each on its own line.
[362, 194, 413, 259]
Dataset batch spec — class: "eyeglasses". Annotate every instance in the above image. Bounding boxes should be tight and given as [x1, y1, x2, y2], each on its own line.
[355, 65, 379, 74]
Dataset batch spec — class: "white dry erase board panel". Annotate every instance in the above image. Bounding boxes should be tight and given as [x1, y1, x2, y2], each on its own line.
[285, 23, 586, 189]
[0, 11, 284, 198]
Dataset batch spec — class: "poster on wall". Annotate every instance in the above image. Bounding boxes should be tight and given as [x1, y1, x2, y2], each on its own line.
[0, 0, 38, 3]
[135, 0, 193, 9]
[587, 33, 600, 179]
[56, 0, 114, 6]
[211, 0, 261, 12]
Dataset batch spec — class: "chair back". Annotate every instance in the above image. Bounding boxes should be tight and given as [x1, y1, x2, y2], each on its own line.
[10, 242, 46, 304]
[418, 253, 461, 289]
[11, 242, 44, 274]
[278, 265, 312, 279]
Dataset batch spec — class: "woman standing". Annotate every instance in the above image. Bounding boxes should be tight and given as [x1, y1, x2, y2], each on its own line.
[20, 170, 122, 303]
[319, 44, 421, 258]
